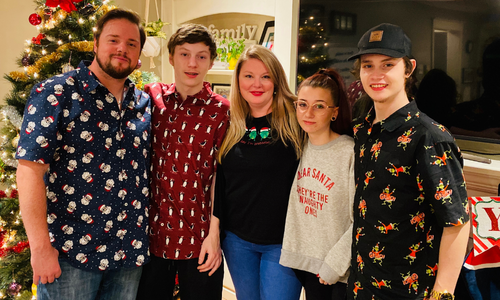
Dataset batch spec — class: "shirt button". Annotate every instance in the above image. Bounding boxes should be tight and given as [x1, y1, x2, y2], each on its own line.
[172, 129, 176, 133]
[160, 223, 164, 226]
[167, 152, 171, 156]
[369, 139, 372, 143]
[124, 203, 128, 206]
[180, 107, 184, 110]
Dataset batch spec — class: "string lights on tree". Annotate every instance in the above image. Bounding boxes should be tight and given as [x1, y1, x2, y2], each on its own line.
[297, 9, 332, 84]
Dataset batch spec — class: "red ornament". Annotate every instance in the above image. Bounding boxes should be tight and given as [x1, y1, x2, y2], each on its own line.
[32, 33, 46, 45]
[9, 189, 18, 199]
[12, 241, 30, 253]
[0, 190, 6, 198]
[29, 13, 42, 26]
[45, 0, 84, 13]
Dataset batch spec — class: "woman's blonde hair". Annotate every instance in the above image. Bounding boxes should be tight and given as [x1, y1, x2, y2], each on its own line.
[218, 45, 303, 161]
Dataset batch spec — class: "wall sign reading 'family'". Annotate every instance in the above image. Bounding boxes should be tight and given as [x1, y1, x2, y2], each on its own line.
[208, 24, 259, 41]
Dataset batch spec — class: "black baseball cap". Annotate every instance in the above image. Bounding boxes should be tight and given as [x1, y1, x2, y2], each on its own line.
[348, 23, 411, 61]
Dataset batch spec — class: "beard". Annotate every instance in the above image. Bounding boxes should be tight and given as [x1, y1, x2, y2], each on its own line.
[95, 52, 136, 79]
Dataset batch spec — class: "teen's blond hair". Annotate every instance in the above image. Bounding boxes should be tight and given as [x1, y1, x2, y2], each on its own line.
[218, 45, 303, 161]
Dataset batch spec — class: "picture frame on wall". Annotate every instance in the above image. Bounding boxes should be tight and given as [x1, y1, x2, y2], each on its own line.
[259, 21, 275, 50]
[212, 83, 231, 99]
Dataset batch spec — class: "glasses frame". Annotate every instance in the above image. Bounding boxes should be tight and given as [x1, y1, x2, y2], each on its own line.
[293, 100, 336, 116]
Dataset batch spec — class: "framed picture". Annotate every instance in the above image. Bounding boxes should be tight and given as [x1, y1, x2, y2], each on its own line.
[259, 21, 275, 50]
[212, 83, 231, 99]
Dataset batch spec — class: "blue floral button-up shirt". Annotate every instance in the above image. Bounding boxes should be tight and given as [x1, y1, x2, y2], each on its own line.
[16, 61, 151, 271]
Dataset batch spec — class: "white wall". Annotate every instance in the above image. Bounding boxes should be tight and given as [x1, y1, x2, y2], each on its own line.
[0, 2, 38, 105]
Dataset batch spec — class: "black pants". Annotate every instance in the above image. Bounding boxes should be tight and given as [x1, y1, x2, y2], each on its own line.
[293, 269, 347, 300]
[136, 253, 224, 300]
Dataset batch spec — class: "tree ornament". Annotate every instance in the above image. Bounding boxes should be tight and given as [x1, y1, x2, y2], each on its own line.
[43, 8, 53, 21]
[11, 134, 20, 148]
[45, 0, 84, 13]
[29, 13, 42, 26]
[62, 51, 75, 73]
[8, 281, 22, 296]
[22, 55, 30, 67]
[79, 3, 96, 17]
[32, 33, 46, 45]
[62, 63, 75, 73]
[9, 189, 19, 199]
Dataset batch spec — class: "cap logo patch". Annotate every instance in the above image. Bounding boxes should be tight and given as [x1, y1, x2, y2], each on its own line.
[369, 31, 384, 42]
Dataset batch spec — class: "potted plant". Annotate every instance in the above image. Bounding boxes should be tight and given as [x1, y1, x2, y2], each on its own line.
[217, 36, 246, 70]
[143, 19, 169, 39]
[142, 19, 169, 68]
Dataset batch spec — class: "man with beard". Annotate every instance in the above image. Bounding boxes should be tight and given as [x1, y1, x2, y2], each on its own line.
[16, 8, 151, 300]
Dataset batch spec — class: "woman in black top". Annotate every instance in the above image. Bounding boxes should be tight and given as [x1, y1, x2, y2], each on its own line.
[213, 45, 303, 300]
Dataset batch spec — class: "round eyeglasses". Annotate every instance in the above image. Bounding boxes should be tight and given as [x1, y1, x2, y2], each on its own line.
[293, 101, 335, 115]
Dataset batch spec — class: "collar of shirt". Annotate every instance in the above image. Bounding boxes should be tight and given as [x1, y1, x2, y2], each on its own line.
[77, 60, 135, 96]
[163, 81, 215, 104]
[363, 101, 419, 133]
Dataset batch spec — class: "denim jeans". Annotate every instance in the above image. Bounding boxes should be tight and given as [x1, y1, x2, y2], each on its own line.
[37, 259, 142, 300]
[474, 267, 500, 300]
[222, 231, 302, 300]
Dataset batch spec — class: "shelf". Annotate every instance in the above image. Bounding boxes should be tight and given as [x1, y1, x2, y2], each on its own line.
[207, 69, 234, 76]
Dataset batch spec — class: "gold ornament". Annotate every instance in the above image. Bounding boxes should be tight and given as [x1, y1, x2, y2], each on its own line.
[12, 134, 20, 148]
[62, 63, 75, 73]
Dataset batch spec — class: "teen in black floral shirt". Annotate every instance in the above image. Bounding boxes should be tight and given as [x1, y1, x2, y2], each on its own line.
[346, 23, 470, 300]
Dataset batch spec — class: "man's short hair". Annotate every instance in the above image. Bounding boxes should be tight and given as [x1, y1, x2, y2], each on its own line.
[94, 8, 146, 51]
[167, 24, 217, 61]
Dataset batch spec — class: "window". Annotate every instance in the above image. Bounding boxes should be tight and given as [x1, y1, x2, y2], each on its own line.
[297, 0, 500, 148]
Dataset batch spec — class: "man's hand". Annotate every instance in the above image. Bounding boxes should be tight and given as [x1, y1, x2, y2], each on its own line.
[31, 245, 61, 284]
[197, 232, 222, 276]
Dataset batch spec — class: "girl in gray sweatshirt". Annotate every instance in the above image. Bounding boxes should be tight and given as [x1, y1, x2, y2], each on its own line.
[280, 68, 355, 299]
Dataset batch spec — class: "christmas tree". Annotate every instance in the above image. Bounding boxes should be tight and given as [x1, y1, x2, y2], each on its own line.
[0, 1, 114, 298]
[0, 1, 161, 298]
[297, 5, 331, 84]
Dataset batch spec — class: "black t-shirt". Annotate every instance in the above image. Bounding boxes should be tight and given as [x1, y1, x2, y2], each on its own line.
[214, 114, 299, 244]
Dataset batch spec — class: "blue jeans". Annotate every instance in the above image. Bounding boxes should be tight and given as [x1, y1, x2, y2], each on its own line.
[474, 267, 500, 300]
[37, 259, 142, 300]
[222, 231, 301, 300]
